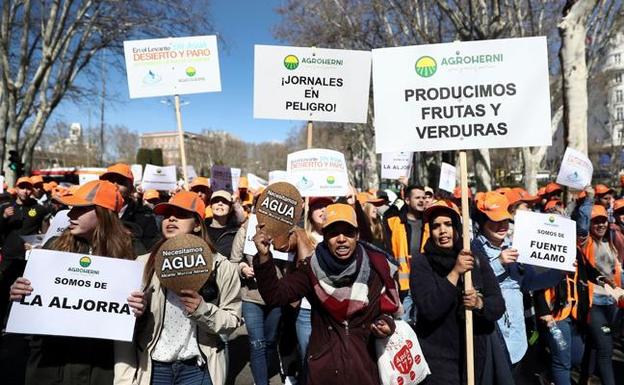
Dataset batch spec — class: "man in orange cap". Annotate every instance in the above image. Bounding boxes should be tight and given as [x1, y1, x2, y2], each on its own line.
[0, 177, 48, 326]
[610, 198, 624, 261]
[100, 163, 159, 250]
[29, 175, 48, 206]
[594, 184, 615, 217]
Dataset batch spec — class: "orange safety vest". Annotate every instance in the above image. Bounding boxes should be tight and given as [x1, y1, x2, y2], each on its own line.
[583, 236, 622, 308]
[387, 216, 411, 292]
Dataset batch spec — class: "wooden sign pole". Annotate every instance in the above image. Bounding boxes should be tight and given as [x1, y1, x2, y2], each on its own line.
[459, 151, 474, 385]
[174, 94, 189, 189]
[304, 120, 313, 232]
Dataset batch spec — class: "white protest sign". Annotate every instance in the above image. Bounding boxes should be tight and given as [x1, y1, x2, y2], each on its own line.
[131, 164, 143, 184]
[243, 214, 293, 261]
[269, 170, 289, 184]
[123, 35, 221, 99]
[141, 164, 177, 191]
[512, 210, 576, 272]
[42, 210, 70, 245]
[231, 168, 241, 191]
[0, 175, 4, 193]
[439, 162, 457, 193]
[372, 36, 551, 153]
[247, 173, 268, 191]
[254, 45, 371, 123]
[287, 149, 349, 197]
[556, 147, 593, 190]
[79, 173, 100, 186]
[7, 249, 143, 341]
[381, 152, 413, 180]
[186, 165, 198, 183]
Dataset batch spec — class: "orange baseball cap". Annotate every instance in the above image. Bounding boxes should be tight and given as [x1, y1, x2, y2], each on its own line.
[143, 189, 160, 202]
[16, 177, 33, 187]
[323, 203, 358, 229]
[545, 182, 562, 195]
[30, 175, 44, 185]
[544, 199, 563, 211]
[100, 163, 134, 184]
[211, 190, 233, 203]
[238, 176, 249, 189]
[154, 190, 206, 220]
[594, 184, 614, 196]
[190, 177, 210, 191]
[43, 183, 54, 192]
[55, 180, 124, 213]
[620, 175, 624, 186]
[613, 198, 624, 213]
[476, 191, 512, 222]
[424, 199, 461, 222]
[512, 187, 540, 204]
[591, 204, 608, 219]
[537, 187, 546, 197]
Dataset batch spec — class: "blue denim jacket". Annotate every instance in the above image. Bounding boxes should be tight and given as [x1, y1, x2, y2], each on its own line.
[471, 234, 562, 364]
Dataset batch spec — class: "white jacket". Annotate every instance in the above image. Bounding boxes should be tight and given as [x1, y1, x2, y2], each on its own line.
[114, 252, 242, 385]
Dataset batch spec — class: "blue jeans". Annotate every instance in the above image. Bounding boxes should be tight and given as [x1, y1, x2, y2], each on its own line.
[401, 292, 415, 322]
[242, 301, 282, 385]
[151, 359, 212, 385]
[295, 307, 312, 362]
[546, 317, 584, 385]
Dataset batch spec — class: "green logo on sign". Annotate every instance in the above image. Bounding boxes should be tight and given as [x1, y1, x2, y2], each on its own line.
[548, 216, 555, 223]
[284, 55, 299, 70]
[415, 56, 437, 77]
[185, 66, 196, 77]
[79, 256, 92, 268]
[327, 176, 335, 184]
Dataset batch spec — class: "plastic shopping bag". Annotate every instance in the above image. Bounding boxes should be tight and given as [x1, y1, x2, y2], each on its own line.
[376, 320, 430, 385]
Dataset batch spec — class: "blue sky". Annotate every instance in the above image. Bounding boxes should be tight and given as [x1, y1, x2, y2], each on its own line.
[52, 1, 300, 143]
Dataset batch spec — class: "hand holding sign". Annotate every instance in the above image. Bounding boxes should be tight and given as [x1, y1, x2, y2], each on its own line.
[256, 182, 303, 250]
[156, 234, 213, 295]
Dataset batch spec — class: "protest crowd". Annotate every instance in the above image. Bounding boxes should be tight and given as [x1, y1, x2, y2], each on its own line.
[0, 161, 623, 385]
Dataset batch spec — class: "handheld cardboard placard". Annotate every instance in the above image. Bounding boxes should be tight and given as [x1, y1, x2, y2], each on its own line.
[256, 182, 303, 249]
[156, 234, 213, 294]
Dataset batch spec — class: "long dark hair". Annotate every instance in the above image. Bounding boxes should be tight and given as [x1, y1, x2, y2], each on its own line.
[51, 206, 136, 260]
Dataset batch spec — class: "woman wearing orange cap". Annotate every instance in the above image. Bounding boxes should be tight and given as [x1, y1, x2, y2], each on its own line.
[472, 192, 563, 371]
[576, 205, 621, 385]
[116, 191, 241, 385]
[410, 200, 505, 385]
[9, 180, 144, 385]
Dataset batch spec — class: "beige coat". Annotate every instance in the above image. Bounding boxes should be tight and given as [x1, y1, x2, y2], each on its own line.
[114, 252, 242, 385]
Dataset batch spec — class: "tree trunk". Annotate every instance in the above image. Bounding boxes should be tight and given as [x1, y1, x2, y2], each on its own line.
[559, 0, 596, 155]
[474, 148, 492, 191]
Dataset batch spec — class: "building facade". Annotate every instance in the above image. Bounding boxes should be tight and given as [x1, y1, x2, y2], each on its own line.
[139, 131, 213, 175]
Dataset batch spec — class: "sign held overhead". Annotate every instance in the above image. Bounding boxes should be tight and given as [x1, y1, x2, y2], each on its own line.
[372, 36, 551, 153]
[254, 45, 371, 123]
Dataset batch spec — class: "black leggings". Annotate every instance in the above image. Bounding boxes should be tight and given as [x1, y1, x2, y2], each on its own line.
[580, 304, 617, 385]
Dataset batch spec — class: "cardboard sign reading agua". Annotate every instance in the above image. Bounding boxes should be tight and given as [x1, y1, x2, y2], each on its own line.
[512, 210, 576, 272]
[287, 149, 349, 197]
[254, 45, 371, 123]
[381, 152, 413, 180]
[123, 35, 221, 99]
[556, 147, 593, 190]
[256, 182, 303, 249]
[156, 234, 213, 294]
[6, 249, 143, 341]
[372, 36, 551, 153]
